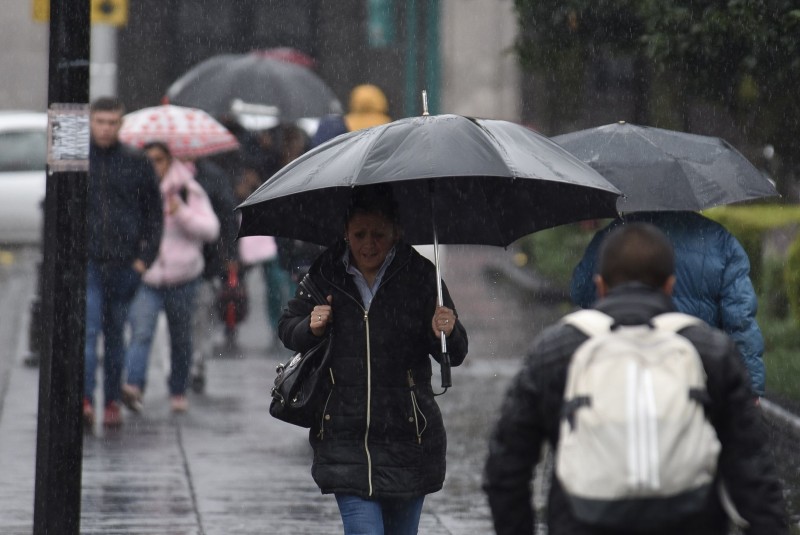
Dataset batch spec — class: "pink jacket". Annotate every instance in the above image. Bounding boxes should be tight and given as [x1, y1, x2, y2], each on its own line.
[143, 160, 219, 287]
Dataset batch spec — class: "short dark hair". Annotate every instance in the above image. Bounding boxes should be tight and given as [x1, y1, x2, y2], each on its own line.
[598, 222, 674, 289]
[345, 184, 398, 226]
[90, 96, 125, 115]
[142, 140, 171, 156]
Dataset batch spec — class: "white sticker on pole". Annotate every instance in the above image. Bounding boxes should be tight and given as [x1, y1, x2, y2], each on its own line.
[47, 104, 90, 172]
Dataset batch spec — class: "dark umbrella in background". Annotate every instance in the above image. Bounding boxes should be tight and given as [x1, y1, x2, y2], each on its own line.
[163, 50, 342, 135]
[552, 121, 779, 213]
[238, 102, 622, 387]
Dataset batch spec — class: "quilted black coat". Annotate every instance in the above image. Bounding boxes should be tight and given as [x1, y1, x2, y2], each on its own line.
[278, 239, 468, 499]
[483, 283, 789, 535]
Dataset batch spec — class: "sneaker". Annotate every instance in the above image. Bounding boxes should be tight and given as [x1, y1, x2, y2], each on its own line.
[82, 398, 95, 429]
[170, 395, 189, 413]
[121, 384, 143, 412]
[103, 401, 123, 427]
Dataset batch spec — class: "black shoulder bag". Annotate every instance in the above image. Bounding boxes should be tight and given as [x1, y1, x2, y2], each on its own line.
[269, 274, 333, 428]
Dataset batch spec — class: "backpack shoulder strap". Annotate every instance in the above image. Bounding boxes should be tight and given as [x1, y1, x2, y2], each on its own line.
[651, 312, 703, 334]
[561, 309, 615, 338]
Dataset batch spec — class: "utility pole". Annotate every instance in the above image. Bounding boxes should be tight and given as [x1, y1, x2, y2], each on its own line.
[33, 0, 90, 533]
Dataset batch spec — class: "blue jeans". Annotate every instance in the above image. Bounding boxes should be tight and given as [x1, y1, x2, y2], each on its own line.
[335, 494, 425, 535]
[125, 278, 199, 396]
[261, 259, 295, 334]
[84, 261, 142, 406]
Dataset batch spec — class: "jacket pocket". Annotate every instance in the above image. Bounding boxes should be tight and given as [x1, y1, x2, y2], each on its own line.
[316, 368, 336, 440]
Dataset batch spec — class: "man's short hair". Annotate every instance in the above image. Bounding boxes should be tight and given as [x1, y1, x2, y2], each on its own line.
[90, 97, 125, 115]
[598, 222, 675, 289]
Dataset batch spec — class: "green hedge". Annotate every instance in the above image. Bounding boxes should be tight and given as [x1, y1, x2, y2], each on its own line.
[786, 234, 800, 324]
[703, 205, 800, 325]
[515, 221, 608, 290]
[518, 205, 800, 323]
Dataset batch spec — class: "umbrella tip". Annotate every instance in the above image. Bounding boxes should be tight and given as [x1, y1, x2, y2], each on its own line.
[421, 90, 429, 116]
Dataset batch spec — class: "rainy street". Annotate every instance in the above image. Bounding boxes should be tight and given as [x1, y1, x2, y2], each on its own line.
[0, 244, 798, 534]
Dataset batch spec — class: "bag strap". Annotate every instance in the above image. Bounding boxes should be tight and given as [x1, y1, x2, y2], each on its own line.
[651, 312, 703, 333]
[564, 310, 703, 338]
[298, 273, 327, 306]
[561, 309, 615, 338]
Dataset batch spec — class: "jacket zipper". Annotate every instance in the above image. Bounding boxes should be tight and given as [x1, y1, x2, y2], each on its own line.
[364, 309, 373, 496]
[100, 154, 110, 261]
[318, 258, 412, 498]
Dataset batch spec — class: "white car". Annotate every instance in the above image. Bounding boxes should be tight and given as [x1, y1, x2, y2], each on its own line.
[0, 111, 47, 245]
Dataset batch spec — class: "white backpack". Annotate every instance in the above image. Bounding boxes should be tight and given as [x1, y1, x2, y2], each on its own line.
[555, 309, 722, 530]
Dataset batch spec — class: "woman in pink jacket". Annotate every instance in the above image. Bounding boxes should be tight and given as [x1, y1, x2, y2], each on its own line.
[122, 142, 219, 413]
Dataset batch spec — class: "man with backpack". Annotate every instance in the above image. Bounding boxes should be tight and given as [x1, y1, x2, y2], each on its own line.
[482, 223, 788, 535]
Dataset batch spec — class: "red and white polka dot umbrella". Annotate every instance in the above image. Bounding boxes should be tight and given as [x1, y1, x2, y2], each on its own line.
[120, 104, 239, 159]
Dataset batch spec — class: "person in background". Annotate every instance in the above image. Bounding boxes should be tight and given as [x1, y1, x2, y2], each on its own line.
[237, 234, 286, 349]
[121, 142, 219, 413]
[278, 185, 468, 535]
[84, 97, 163, 429]
[484, 223, 788, 535]
[239, 123, 316, 349]
[570, 211, 766, 398]
[310, 83, 391, 148]
[187, 155, 240, 389]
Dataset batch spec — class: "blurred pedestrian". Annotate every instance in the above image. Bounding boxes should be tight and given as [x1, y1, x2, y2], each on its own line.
[122, 142, 219, 413]
[238, 234, 287, 349]
[570, 211, 766, 397]
[186, 155, 240, 389]
[278, 185, 468, 534]
[239, 122, 318, 348]
[484, 222, 788, 535]
[84, 97, 163, 429]
[310, 83, 391, 148]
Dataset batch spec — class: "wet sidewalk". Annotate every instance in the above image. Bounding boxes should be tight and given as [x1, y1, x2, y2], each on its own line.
[0, 245, 534, 534]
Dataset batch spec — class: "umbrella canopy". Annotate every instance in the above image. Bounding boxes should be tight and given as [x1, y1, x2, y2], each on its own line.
[237, 114, 621, 247]
[119, 104, 239, 159]
[552, 121, 779, 213]
[164, 51, 342, 132]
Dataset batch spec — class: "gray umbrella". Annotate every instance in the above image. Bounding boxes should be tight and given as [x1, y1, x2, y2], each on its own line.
[238, 114, 621, 246]
[164, 52, 342, 131]
[238, 113, 621, 387]
[552, 121, 779, 213]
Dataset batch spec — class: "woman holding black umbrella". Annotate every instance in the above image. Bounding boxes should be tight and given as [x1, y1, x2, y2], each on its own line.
[278, 185, 468, 534]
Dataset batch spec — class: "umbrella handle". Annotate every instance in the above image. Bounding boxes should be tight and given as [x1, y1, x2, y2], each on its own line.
[440, 344, 452, 389]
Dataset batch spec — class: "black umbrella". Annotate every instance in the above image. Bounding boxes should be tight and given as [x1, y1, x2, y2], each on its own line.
[238, 112, 622, 386]
[164, 51, 342, 132]
[552, 121, 779, 213]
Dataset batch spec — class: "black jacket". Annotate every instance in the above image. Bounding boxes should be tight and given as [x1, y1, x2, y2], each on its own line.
[193, 159, 238, 279]
[88, 142, 162, 267]
[278, 240, 468, 499]
[483, 283, 789, 535]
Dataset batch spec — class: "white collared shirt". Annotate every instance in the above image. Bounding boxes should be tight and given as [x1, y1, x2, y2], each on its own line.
[342, 246, 396, 310]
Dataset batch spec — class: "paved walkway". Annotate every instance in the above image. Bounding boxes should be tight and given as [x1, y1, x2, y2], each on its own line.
[0, 245, 535, 534]
[2, 245, 799, 533]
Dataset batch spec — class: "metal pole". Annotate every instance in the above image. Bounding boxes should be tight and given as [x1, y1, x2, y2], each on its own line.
[424, 0, 440, 114]
[404, 0, 418, 117]
[33, 0, 90, 533]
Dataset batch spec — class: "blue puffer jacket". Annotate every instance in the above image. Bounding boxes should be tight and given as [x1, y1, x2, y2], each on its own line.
[570, 211, 765, 396]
